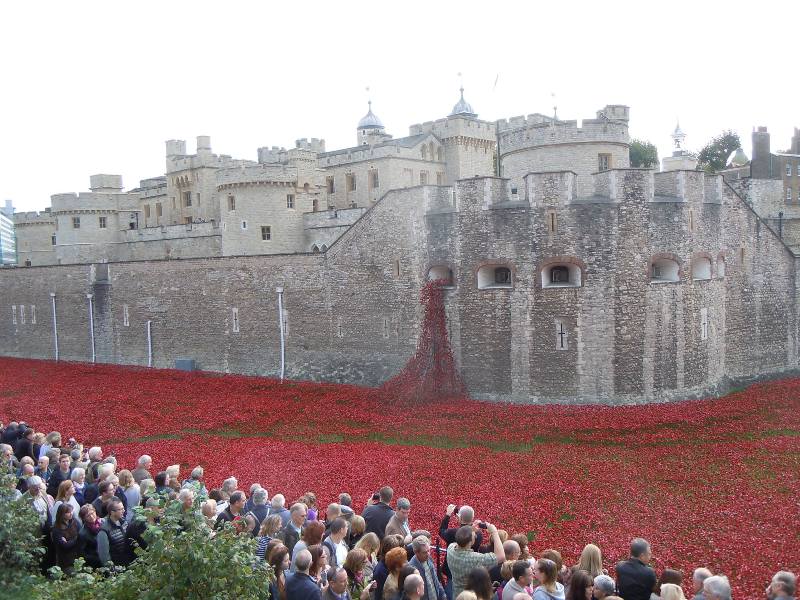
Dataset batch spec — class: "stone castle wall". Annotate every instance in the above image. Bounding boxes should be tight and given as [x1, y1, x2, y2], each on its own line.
[1, 170, 797, 404]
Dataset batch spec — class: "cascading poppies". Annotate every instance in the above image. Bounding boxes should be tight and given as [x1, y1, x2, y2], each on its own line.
[0, 356, 798, 599]
[380, 279, 467, 403]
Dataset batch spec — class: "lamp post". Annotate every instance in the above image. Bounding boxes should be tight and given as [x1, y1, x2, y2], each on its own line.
[86, 293, 95, 363]
[276, 287, 285, 382]
[50, 293, 58, 361]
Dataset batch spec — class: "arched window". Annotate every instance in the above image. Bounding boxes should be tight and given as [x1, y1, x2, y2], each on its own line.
[692, 257, 712, 281]
[477, 265, 512, 289]
[650, 258, 680, 283]
[427, 266, 455, 288]
[717, 255, 726, 278]
[541, 263, 582, 288]
[311, 245, 320, 253]
[421, 146, 427, 159]
[437, 148, 443, 161]
[320, 244, 328, 252]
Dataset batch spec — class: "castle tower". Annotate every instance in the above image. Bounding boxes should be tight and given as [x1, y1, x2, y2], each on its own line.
[357, 100, 390, 146]
[662, 121, 698, 172]
[750, 126, 772, 179]
[497, 104, 630, 196]
[428, 85, 496, 184]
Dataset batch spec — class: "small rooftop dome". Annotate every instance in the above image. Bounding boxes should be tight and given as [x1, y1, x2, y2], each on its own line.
[726, 148, 749, 167]
[357, 101, 384, 130]
[450, 87, 477, 118]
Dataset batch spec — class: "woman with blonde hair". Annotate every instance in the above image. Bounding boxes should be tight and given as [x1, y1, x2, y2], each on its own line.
[166, 464, 181, 492]
[343, 547, 371, 599]
[348, 514, 366, 549]
[354, 531, 380, 579]
[118, 469, 140, 522]
[658, 584, 686, 600]
[575, 543, 605, 578]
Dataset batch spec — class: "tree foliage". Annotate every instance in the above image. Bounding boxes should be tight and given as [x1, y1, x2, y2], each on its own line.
[0, 474, 272, 600]
[629, 138, 660, 168]
[697, 130, 741, 173]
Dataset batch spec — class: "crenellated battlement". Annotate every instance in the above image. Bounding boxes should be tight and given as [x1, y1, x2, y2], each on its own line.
[13, 210, 55, 225]
[409, 115, 496, 141]
[216, 163, 297, 189]
[295, 138, 326, 153]
[524, 171, 578, 207]
[258, 146, 288, 164]
[498, 117, 629, 156]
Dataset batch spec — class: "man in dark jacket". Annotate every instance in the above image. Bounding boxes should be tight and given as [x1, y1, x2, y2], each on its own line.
[215, 491, 245, 529]
[439, 504, 484, 600]
[97, 499, 134, 567]
[286, 549, 322, 600]
[14, 428, 36, 462]
[278, 502, 307, 554]
[47, 453, 73, 497]
[361, 486, 395, 539]
[616, 538, 657, 600]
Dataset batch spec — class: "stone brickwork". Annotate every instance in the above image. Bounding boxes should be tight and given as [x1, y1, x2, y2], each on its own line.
[497, 105, 630, 197]
[2, 169, 797, 404]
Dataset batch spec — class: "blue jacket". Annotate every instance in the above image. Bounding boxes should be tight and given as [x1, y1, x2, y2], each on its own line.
[409, 555, 446, 600]
[285, 572, 322, 600]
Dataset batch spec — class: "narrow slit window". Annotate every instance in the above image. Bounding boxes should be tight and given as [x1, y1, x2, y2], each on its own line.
[232, 308, 240, 333]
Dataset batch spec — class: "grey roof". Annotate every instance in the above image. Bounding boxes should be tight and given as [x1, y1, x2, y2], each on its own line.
[450, 87, 477, 117]
[357, 101, 384, 130]
[320, 133, 431, 158]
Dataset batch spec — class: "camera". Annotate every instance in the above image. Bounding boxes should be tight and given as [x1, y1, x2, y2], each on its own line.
[478, 523, 488, 529]
[372, 492, 380, 501]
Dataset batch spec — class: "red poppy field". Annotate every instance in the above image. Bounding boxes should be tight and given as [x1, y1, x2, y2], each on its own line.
[1, 356, 798, 597]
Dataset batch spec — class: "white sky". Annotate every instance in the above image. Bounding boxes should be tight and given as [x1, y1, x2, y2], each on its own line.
[1, 0, 797, 213]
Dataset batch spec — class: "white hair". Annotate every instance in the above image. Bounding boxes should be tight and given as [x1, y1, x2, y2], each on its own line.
[594, 575, 615, 595]
[88, 446, 102, 460]
[271, 493, 285, 509]
[99, 463, 115, 478]
[222, 477, 238, 493]
[693, 567, 712, 583]
[253, 488, 268, 505]
[178, 488, 195, 503]
[139, 478, 155, 496]
[137, 455, 152, 467]
[703, 575, 731, 600]
[190, 466, 204, 479]
[250, 483, 262, 493]
[70, 467, 85, 482]
[27, 475, 42, 487]
[458, 505, 474, 523]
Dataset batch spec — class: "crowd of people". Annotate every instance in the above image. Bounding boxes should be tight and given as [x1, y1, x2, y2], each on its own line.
[1, 420, 796, 600]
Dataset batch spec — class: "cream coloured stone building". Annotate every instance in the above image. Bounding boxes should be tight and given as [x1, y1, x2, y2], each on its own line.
[14, 89, 639, 265]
